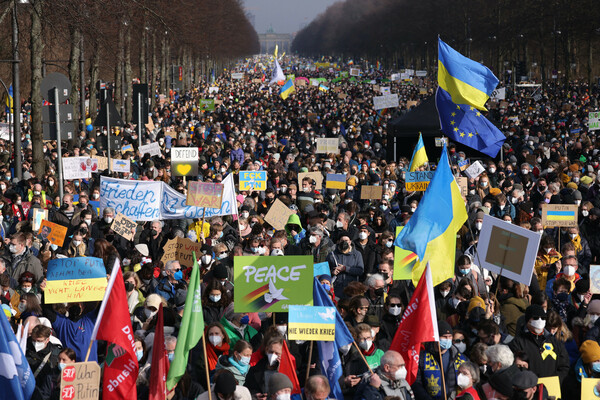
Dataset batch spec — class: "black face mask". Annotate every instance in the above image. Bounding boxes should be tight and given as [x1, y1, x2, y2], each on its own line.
[105, 234, 115, 243]
[374, 288, 384, 297]
[150, 229, 158, 237]
[124, 282, 135, 292]
[68, 305, 82, 321]
[380, 272, 389, 281]
[338, 241, 350, 252]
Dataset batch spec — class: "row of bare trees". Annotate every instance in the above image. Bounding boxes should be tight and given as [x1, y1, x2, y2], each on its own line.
[0, 0, 258, 177]
[292, 0, 600, 84]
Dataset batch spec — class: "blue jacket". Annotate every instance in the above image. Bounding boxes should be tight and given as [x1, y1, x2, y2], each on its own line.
[53, 311, 97, 362]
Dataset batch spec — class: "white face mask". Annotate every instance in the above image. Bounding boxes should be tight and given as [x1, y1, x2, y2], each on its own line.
[590, 314, 600, 324]
[359, 231, 368, 240]
[563, 265, 576, 276]
[144, 308, 157, 319]
[394, 366, 407, 381]
[208, 335, 223, 347]
[309, 235, 318, 244]
[271, 249, 284, 256]
[336, 220, 344, 228]
[276, 394, 291, 400]
[359, 340, 372, 351]
[34, 341, 46, 352]
[104, 217, 113, 224]
[454, 342, 467, 353]
[457, 373, 471, 388]
[388, 305, 402, 316]
[583, 210, 589, 217]
[72, 240, 82, 247]
[276, 325, 287, 336]
[241, 211, 249, 219]
[440, 290, 450, 298]
[267, 352, 279, 366]
[529, 319, 546, 333]
[475, 222, 483, 230]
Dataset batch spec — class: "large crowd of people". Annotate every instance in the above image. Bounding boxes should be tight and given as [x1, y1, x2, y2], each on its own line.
[2, 56, 600, 400]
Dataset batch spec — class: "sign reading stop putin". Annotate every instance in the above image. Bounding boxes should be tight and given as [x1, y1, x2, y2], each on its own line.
[60, 362, 101, 400]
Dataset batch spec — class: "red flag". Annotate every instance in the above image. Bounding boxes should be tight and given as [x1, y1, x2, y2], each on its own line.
[278, 340, 301, 395]
[93, 264, 139, 399]
[149, 303, 168, 400]
[389, 263, 439, 385]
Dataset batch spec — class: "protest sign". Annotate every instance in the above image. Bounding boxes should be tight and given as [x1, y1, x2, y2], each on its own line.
[590, 265, 600, 294]
[171, 147, 199, 177]
[406, 100, 418, 108]
[199, 99, 215, 111]
[464, 160, 486, 179]
[360, 186, 383, 200]
[32, 208, 48, 232]
[111, 159, 130, 173]
[288, 305, 336, 341]
[589, 112, 600, 130]
[373, 94, 399, 110]
[96, 156, 108, 171]
[239, 170, 267, 191]
[541, 204, 578, 227]
[186, 181, 224, 208]
[581, 378, 600, 399]
[111, 213, 137, 241]
[326, 173, 346, 190]
[101, 174, 237, 221]
[535, 376, 560, 399]
[231, 72, 244, 80]
[139, 142, 161, 157]
[160, 237, 202, 268]
[490, 87, 506, 101]
[145, 116, 155, 132]
[435, 137, 448, 147]
[415, 70, 427, 77]
[316, 138, 339, 154]
[313, 261, 330, 277]
[337, 93, 348, 100]
[62, 157, 92, 180]
[394, 227, 418, 280]
[456, 177, 468, 198]
[46, 257, 107, 304]
[38, 220, 68, 247]
[380, 86, 391, 94]
[208, 86, 219, 93]
[458, 159, 470, 171]
[264, 199, 294, 231]
[60, 361, 101, 400]
[405, 171, 434, 191]
[349, 68, 361, 76]
[476, 215, 541, 285]
[234, 255, 313, 312]
[298, 171, 323, 189]
[121, 144, 134, 154]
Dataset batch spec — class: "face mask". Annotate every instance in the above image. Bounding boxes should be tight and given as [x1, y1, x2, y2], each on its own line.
[336, 220, 344, 229]
[563, 266, 576, 276]
[59, 362, 67, 371]
[590, 315, 600, 324]
[9, 244, 17, 254]
[455, 342, 467, 353]
[0, 185, 5, 190]
[104, 217, 113, 224]
[201, 255, 212, 264]
[583, 210, 589, 217]
[276, 325, 287, 336]
[385, 240, 393, 248]
[276, 394, 291, 400]
[92, 193, 99, 199]
[309, 235, 318, 244]
[338, 241, 350, 252]
[18, 302, 27, 312]
[209, 294, 221, 303]
[173, 270, 183, 281]
[208, 335, 223, 347]
[217, 253, 228, 260]
[489, 168, 496, 174]
[136, 350, 144, 361]
[439, 338, 453, 350]
[322, 283, 331, 292]
[124, 282, 135, 292]
[72, 240, 82, 247]
[529, 319, 546, 333]
[570, 233, 578, 240]
[16, 200, 21, 206]
[239, 355, 251, 366]
[459, 268, 470, 275]
[240, 315, 250, 325]
[457, 373, 471, 389]
[34, 341, 46, 352]
[381, 205, 388, 211]
[271, 249, 284, 256]
[144, 309, 157, 319]
[168, 353, 174, 362]
[359, 340, 372, 351]
[441, 290, 450, 298]
[84, 219, 92, 226]
[359, 231, 368, 240]
[389, 305, 402, 316]
[592, 362, 600, 373]
[50, 244, 58, 251]
[475, 222, 483, 230]
[22, 287, 31, 293]
[545, 248, 553, 254]
[394, 366, 407, 381]
[267, 352, 279, 366]
[410, 207, 417, 213]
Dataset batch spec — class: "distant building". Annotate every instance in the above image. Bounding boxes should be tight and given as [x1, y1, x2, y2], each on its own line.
[259, 29, 292, 55]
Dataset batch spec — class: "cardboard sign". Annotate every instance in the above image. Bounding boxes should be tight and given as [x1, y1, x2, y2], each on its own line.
[145, 116, 155, 132]
[298, 172, 323, 190]
[288, 305, 336, 341]
[337, 93, 348, 100]
[32, 208, 48, 232]
[139, 142, 161, 157]
[160, 237, 203, 268]
[199, 99, 215, 111]
[360, 186, 383, 200]
[456, 177, 468, 198]
[590, 265, 600, 294]
[464, 160, 486, 179]
[121, 144, 134, 154]
[541, 204, 578, 227]
[186, 181, 224, 209]
[264, 199, 295, 231]
[96, 156, 108, 171]
[316, 138, 339, 154]
[60, 361, 101, 400]
[111, 159, 130, 173]
[111, 213, 137, 241]
[239, 171, 267, 191]
[581, 377, 600, 399]
[234, 256, 313, 312]
[349, 68, 361, 76]
[171, 147, 199, 177]
[373, 94, 400, 110]
[406, 100, 418, 108]
[38, 220, 68, 247]
[62, 157, 93, 180]
[46, 257, 107, 304]
[394, 226, 418, 280]
[405, 171, 434, 192]
[536, 376, 560, 399]
[295, 79, 307, 87]
[326, 173, 346, 190]
[476, 215, 541, 285]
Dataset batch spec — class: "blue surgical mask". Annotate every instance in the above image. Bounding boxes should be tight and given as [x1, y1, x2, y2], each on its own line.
[173, 270, 183, 281]
[136, 350, 144, 361]
[459, 268, 470, 275]
[440, 339, 453, 350]
[240, 315, 250, 325]
[593, 362, 600, 373]
[322, 284, 331, 292]
[168, 353, 174, 362]
[385, 241, 393, 248]
[59, 363, 66, 371]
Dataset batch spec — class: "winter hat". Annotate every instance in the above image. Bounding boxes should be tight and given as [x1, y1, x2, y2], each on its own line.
[580, 340, 600, 364]
[587, 300, 600, 315]
[268, 372, 293, 395]
[438, 320, 453, 336]
[214, 371, 237, 395]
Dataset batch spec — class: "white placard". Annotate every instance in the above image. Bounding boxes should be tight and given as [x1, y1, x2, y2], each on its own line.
[171, 147, 198, 162]
[380, 86, 391, 95]
[208, 87, 219, 94]
[464, 161, 486, 179]
[231, 72, 244, 80]
[62, 157, 92, 180]
[404, 69, 415, 76]
[111, 159, 131, 173]
[589, 112, 600, 131]
[349, 68, 361, 77]
[373, 94, 400, 110]
[139, 142, 161, 157]
[391, 73, 401, 81]
[490, 87, 506, 101]
[415, 70, 427, 77]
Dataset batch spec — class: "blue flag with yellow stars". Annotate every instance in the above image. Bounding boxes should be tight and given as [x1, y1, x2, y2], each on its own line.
[435, 87, 506, 157]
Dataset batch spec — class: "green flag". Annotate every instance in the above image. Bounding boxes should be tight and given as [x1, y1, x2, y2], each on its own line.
[166, 253, 204, 390]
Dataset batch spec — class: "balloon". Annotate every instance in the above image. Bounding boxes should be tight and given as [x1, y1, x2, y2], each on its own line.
[85, 118, 92, 126]
[86, 124, 93, 132]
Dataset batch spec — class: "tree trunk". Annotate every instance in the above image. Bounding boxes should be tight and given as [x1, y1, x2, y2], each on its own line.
[124, 24, 132, 123]
[31, 0, 45, 179]
[140, 24, 147, 84]
[151, 32, 156, 108]
[68, 27, 81, 128]
[88, 40, 99, 123]
[161, 36, 168, 95]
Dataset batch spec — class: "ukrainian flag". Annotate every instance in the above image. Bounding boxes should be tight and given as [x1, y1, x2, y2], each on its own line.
[408, 133, 428, 171]
[5, 85, 12, 114]
[394, 144, 467, 285]
[279, 79, 295, 100]
[326, 173, 346, 189]
[438, 38, 498, 111]
[318, 84, 329, 92]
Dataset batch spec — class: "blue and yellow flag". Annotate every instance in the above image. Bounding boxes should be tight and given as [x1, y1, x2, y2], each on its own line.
[408, 133, 428, 171]
[438, 38, 498, 111]
[394, 145, 467, 285]
[318, 84, 329, 92]
[5, 85, 13, 114]
[279, 79, 295, 100]
[436, 87, 506, 157]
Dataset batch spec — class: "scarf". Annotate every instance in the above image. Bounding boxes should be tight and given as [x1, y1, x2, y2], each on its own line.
[228, 355, 249, 375]
[361, 343, 376, 356]
[571, 235, 583, 253]
[206, 342, 230, 370]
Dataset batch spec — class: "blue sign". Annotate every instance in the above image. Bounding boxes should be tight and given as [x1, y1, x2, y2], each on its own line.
[239, 171, 267, 191]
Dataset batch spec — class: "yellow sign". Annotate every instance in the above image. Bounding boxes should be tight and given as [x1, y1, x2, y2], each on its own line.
[405, 181, 430, 191]
[538, 376, 560, 399]
[288, 305, 335, 341]
[581, 377, 600, 399]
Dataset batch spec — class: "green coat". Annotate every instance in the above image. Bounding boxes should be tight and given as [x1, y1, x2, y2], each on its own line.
[220, 317, 258, 349]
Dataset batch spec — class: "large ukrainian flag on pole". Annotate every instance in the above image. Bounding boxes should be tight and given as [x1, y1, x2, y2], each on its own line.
[408, 132, 428, 171]
[438, 38, 498, 111]
[279, 79, 295, 100]
[394, 144, 467, 285]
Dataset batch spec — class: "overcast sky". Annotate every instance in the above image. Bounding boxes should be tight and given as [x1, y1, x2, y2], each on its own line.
[244, 0, 340, 34]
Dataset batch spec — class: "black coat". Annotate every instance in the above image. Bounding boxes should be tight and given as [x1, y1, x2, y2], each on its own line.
[508, 329, 570, 382]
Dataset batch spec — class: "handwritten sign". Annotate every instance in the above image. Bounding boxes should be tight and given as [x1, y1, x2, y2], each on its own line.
[316, 138, 339, 154]
[186, 181, 224, 208]
[111, 213, 137, 241]
[264, 199, 294, 231]
[38, 220, 68, 247]
[541, 204, 578, 227]
[590, 265, 600, 294]
[96, 156, 108, 171]
[111, 158, 130, 173]
[32, 208, 48, 232]
[373, 94, 399, 110]
[288, 305, 335, 341]
[360, 185, 383, 200]
[160, 237, 202, 268]
[298, 172, 323, 190]
[405, 171, 435, 192]
[239, 171, 267, 191]
[464, 161, 486, 179]
[60, 362, 101, 400]
[139, 142, 161, 157]
[171, 147, 199, 177]
[62, 157, 93, 180]
[46, 257, 107, 304]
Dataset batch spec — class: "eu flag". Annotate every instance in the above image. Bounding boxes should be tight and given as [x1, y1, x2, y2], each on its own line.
[436, 87, 505, 157]
[313, 278, 354, 400]
[0, 309, 36, 400]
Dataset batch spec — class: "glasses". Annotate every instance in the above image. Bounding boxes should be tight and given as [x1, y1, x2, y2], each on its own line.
[172, 268, 181, 273]
[454, 339, 465, 343]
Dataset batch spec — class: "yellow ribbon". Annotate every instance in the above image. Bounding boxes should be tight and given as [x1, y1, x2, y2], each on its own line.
[541, 343, 557, 360]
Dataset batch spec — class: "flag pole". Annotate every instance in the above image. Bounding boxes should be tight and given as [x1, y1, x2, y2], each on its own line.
[305, 341, 314, 384]
[352, 341, 374, 374]
[437, 341, 448, 400]
[201, 334, 213, 400]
